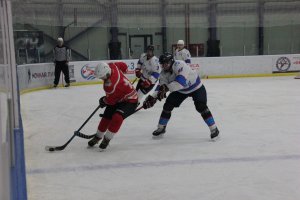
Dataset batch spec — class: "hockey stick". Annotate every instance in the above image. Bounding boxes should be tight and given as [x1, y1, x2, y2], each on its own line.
[131, 78, 138, 84]
[127, 105, 143, 117]
[45, 105, 102, 152]
[99, 105, 144, 119]
[124, 98, 159, 117]
[98, 94, 159, 118]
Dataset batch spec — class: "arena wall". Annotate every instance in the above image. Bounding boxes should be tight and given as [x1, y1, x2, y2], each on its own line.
[17, 54, 300, 94]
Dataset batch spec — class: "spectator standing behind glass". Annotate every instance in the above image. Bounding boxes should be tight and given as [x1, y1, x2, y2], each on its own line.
[174, 40, 191, 64]
[53, 37, 70, 87]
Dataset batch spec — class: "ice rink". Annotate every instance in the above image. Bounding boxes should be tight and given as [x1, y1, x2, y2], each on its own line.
[21, 77, 300, 200]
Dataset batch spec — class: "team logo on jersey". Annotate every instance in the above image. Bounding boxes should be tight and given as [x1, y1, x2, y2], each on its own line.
[276, 57, 291, 72]
[81, 64, 96, 80]
[174, 61, 180, 67]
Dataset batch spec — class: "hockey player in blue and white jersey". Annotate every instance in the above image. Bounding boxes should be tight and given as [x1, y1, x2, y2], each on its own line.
[143, 52, 219, 140]
[174, 40, 191, 64]
[135, 45, 161, 102]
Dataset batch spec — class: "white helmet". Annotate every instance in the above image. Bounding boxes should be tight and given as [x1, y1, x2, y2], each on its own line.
[57, 37, 64, 42]
[177, 40, 184, 45]
[95, 62, 111, 79]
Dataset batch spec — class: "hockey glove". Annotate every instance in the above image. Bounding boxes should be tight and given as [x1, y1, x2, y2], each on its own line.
[157, 84, 168, 101]
[135, 68, 142, 78]
[141, 79, 152, 88]
[143, 95, 157, 109]
[99, 96, 107, 108]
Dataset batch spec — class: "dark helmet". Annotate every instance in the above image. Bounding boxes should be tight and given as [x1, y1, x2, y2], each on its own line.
[159, 52, 174, 64]
[146, 45, 154, 52]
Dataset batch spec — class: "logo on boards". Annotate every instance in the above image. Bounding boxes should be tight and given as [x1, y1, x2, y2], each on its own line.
[81, 64, 96, 80]
[276, 57, 291, 72]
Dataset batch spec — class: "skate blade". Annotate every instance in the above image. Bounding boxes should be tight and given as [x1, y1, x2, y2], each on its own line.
[152, 134, 165, 140]
[99, 148, 107, 152]
[211, 135, 220, 142]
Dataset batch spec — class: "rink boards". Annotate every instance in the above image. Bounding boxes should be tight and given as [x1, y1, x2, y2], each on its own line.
[17, 54, 300, 94]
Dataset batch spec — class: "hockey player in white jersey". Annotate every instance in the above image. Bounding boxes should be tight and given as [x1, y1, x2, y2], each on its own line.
[143, 52, 219, 140]
[135, 45, 161, 102]
[174, 40, 191, 64]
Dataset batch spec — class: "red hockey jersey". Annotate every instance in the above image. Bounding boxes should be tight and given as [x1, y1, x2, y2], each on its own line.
[103, 62, 138, 105]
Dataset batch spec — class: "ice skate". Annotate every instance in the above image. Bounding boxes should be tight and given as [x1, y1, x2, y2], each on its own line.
[99, 136, 111, 150]
[152, 126, 166, 138]
[88, 135, 102, 147]
[210, 127, 219, 141]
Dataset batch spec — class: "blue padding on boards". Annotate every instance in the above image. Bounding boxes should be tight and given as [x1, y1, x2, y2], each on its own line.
[11, 124, 28, 200]
[11, 74, 27, 200]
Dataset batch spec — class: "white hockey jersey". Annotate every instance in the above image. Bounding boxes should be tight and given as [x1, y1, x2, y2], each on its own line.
[174, 48, 191, 64]
[137, 53, 161, 84]
[156, 60, 202, 95]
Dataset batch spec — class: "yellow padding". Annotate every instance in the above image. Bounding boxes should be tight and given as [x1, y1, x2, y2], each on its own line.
[20, 86, 53, 95]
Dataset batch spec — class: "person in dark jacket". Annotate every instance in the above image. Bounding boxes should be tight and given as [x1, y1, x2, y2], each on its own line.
[53, 37, 70, 87]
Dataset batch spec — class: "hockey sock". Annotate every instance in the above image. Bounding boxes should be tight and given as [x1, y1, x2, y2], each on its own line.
[104, 131, 115, 140]
[201, 108, 217, 131]
[96, 129, 105, 139]
[107, 112, 124, 133]
[98, 117, 111, 132]
[158, 117, 169, 127]
[158, 110, 171, 127]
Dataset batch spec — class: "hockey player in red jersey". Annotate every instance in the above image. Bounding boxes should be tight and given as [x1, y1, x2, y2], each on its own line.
[88, 61, 138, 150]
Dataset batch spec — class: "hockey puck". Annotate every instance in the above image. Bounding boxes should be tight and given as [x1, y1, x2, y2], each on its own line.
[45, 146, 55, 152]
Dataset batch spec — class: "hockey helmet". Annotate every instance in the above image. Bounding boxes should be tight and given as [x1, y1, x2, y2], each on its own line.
[146, 45, 154, 52]
[95, 62, 111, 79]
[159, 52, 174, 64]
[177, 40, 184, 45]
[159, 52, 174, 71]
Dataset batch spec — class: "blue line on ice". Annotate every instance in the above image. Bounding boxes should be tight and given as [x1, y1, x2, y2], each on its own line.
[27, 154, 300, 175]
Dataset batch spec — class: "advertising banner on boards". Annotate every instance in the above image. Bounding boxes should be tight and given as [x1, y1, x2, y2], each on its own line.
[272, 55, 300, 73]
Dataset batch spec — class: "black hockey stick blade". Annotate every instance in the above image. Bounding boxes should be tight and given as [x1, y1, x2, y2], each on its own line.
[45, 134, 76, 152]
[45, 145, 60, 152]
[45, 133, 95, 152]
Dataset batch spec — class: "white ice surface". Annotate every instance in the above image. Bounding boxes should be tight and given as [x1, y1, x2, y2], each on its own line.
[21, 77, 300, 200]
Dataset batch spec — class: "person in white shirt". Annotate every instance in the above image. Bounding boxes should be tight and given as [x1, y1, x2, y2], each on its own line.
[135, 45, 161, 102]
[174, 40, 191, 64]
[143, 52, 219, 140]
